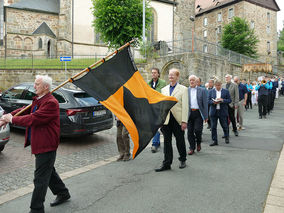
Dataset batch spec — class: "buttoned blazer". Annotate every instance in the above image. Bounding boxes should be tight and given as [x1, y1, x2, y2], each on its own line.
[162, 83, 189, 125]
[208, 88, 231, 117]
[223, 82, 239, 108]
[188, 87, 208, 120]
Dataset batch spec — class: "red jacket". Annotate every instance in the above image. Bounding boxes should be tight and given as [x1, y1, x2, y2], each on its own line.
[11, 93, 60, 154]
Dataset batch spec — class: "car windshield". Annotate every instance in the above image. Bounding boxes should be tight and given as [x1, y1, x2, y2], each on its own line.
[73, 93, 99, 106]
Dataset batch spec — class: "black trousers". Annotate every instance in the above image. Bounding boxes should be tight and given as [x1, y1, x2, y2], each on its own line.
[258, 95, 268, 116]
[271, 92, 275, 110]
[161, 113, 186, 166]
[267, 92, 272, 113]
[31, 151, 69, 212]
[207, 104, 211, 128]
[187, 110, 203, 151]
[246, 92, 252, 109]
[210, 110, 229, 142]
[228, 106, 237, 132]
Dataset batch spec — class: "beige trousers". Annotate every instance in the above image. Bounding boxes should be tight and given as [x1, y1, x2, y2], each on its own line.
[116, 122, 130, 157]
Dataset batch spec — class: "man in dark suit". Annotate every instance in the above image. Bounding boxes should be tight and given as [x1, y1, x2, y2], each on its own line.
[187, 75, 208, 155]
[208, 80, 232, 146]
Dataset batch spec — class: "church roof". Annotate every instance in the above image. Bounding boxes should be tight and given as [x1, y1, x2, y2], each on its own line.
[195, 0, 280, 16]
[6, 0, 60, 14]
[33, 22, 56, 38]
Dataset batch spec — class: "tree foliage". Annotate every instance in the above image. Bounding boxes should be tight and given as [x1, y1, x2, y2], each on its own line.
[221, 17, 259, 58]
[92, 0, 152, 48]
[278, 28, 284, 52]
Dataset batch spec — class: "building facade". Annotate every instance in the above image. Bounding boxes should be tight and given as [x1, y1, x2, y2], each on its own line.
[0, 0, 187, 58]
[195, 0, 280, 64]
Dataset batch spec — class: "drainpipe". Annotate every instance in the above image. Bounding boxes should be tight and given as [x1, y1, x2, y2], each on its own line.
[72, 0, 74, 58]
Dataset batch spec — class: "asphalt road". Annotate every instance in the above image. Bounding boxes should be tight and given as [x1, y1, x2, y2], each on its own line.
[1, 97, 284, 213]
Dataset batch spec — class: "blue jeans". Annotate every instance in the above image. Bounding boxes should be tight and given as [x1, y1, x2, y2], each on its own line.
[152, 131, 160, 147]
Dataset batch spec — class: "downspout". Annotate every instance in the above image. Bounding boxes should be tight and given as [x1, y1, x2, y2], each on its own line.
[72, 0, 74, 58]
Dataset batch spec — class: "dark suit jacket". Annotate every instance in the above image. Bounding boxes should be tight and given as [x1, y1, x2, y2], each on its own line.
[188, 87, 208, 120]
[208, 88, 231, 117]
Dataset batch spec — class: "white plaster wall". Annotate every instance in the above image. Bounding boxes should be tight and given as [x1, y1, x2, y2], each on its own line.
[74, 0, 95, 44]
[150, 1, 174, 42]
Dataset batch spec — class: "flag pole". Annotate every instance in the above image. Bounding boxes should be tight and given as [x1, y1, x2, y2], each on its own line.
[15, 40, 135, 116]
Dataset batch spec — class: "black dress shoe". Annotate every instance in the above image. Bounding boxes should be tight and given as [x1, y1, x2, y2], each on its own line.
[179, 161, 186, 169]
[225, 137, 230, 144]
[210, 141, 218, 146]
[155, 165, 171, 172]
[234, 131, 238, 136]
[222, 135, 225, 138]
[259, 116, 262, 119]
[50, 193, 71, 207]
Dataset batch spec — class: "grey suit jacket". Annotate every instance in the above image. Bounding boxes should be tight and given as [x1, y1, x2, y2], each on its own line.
[224, 82, 239, 108]
[188, 87, 208, 120]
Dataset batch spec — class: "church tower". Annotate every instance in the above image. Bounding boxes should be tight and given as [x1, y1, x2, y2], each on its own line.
[57, 0, 72, 56]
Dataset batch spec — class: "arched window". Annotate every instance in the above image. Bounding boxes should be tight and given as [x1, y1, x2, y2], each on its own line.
[47, 40, 51, 57]
[24, 37, 33, 50]
[147, 8, 158, 43]
[38, 38, 42, 49]
[13, 36, 22, 49]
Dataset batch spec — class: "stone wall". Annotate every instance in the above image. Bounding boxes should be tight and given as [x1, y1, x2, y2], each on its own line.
[173, 0, 195, 42]
[0, 52, 280, 92]
[4, 8, 59, 57]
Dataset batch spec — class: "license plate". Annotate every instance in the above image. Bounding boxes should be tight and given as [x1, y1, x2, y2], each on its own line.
[93, 110, 106, 116]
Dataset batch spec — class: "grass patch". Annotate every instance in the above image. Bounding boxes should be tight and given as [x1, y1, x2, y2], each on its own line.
[0, 57, 147, 70]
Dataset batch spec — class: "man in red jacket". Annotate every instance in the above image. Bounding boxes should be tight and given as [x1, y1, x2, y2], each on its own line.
[0, 75, 70, 213]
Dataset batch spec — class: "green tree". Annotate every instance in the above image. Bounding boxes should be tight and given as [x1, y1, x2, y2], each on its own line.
[278, 28, 284, 52]
[92, 0, 152, 48]
[221, 17, 259, 58]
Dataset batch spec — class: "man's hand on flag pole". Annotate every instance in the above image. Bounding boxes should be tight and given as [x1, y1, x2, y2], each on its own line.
[181, 122, 187, 131]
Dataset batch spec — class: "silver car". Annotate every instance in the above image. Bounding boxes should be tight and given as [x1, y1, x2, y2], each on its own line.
[0, 106, 10, 152]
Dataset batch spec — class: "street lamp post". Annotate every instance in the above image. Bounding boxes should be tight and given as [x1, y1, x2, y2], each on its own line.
[190, 16, 195, 52]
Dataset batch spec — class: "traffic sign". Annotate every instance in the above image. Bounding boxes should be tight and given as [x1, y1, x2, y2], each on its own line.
[60, 56, 72, 62]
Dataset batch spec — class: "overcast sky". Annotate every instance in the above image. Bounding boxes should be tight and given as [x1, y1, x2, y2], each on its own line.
[276, 0, 284, 32]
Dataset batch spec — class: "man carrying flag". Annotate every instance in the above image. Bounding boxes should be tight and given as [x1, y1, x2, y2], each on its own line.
[72, 45, 177, 159]
[155, 68, 189, 172]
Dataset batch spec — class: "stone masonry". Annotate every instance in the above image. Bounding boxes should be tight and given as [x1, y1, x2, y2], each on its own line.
[1, 52, 280, 92]
[195, 0, 278, 64]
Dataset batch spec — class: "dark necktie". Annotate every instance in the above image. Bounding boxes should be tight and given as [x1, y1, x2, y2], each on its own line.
[226, 83, 230, 89]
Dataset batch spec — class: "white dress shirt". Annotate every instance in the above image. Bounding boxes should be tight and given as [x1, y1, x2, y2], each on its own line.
[216, 89, 222, 109]
[190, 87, 199, 109]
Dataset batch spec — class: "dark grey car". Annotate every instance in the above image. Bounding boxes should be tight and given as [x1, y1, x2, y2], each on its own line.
[0, 83, 113, 137]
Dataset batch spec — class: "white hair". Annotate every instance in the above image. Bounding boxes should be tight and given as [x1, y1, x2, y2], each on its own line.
[225, 74, 232, 78]
[188, 75, 198, 80]
[36, 75, 52, 90]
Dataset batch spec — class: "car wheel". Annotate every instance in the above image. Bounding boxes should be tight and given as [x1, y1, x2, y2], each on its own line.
[0, 145, 4, 152]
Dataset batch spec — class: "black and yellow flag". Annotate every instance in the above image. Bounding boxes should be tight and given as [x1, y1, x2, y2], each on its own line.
[73, 46, 177, 158]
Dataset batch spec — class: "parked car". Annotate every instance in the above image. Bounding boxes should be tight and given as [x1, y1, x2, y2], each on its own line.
[0, 83, 113, 137]
[0, 106, 10, 152]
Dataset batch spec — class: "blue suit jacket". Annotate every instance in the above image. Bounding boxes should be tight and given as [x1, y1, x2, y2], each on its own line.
[188, 87, 208, 120]
[208, 88, 231, 117]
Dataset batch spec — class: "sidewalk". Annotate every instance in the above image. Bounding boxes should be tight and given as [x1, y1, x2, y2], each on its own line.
[263, 144, 284, 213]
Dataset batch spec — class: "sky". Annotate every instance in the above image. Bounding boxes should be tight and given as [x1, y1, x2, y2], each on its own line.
[276, 0, 284, 32]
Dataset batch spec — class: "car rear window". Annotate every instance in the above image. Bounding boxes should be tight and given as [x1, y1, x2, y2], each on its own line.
[73, 93, 99, 106]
